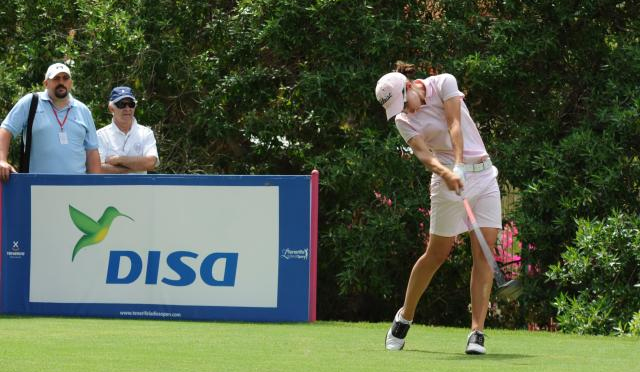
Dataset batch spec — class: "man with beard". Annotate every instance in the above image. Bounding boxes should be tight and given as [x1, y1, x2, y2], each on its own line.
[0, 62, 101, 181]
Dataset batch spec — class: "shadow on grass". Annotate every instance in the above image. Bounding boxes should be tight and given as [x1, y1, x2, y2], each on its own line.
[405, 349, 533, 361]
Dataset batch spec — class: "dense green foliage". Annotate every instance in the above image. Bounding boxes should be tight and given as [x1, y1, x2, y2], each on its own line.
[1, 1, 638, 332]
[547, 213, 640, 335]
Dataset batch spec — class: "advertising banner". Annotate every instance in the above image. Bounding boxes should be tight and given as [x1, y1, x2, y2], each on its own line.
[0, 173, 318, 322]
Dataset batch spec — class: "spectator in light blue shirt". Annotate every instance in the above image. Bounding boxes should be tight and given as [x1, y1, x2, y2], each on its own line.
[0, 62, 101, 182]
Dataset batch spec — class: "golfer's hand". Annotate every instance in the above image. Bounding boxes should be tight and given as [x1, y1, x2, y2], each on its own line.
[0, 160, 17, 183]
[444, 166, 465, 195]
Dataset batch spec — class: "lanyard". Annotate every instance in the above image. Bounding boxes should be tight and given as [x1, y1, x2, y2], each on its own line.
[48, 101, 72, 131]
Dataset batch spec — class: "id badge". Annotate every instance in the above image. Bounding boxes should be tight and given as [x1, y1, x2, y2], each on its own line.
[59, 131, 68, 144]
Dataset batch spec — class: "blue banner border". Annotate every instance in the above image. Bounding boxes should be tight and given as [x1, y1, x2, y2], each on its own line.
[0, 174, 312, 322]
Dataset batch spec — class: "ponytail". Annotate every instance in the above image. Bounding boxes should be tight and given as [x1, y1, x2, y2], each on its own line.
[394, 61, 417, 79]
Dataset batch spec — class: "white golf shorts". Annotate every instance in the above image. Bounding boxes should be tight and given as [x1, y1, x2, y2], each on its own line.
[429, 166, 502, 237]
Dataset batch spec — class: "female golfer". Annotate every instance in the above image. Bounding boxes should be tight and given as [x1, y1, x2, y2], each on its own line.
[375, 61, 501, 354]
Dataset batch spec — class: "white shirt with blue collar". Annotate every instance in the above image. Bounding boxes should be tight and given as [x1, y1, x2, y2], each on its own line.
[1, 90, 99, 174]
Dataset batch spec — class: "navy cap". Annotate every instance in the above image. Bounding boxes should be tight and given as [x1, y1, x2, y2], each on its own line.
[109, 86, 136, 103]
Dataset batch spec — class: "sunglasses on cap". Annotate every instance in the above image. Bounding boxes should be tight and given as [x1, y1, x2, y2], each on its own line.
[114, 100, 136, 109]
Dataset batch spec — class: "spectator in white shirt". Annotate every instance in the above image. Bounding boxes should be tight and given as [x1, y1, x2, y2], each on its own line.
[97, 86, 159, 174]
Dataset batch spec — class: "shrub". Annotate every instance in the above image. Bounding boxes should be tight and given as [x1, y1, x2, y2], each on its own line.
[547, 212, 640, 335]
[626, 311, 640, 336]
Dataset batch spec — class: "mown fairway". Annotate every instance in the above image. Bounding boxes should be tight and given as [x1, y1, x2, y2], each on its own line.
[1, 316, 638, 372]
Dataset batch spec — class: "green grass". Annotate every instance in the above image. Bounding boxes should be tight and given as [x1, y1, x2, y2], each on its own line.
[0, 316, 638, 372]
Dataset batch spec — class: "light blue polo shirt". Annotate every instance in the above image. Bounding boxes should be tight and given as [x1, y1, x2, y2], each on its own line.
[1, 91, 99, 174]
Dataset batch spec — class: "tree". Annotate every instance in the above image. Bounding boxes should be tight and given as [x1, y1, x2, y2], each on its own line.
[1, 0, 638, 328]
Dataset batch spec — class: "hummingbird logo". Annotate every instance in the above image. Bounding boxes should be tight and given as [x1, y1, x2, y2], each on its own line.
[69, 205, 134, 261]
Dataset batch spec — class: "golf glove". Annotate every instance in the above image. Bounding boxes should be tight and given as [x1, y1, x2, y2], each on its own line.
[453, 163, 466, 185]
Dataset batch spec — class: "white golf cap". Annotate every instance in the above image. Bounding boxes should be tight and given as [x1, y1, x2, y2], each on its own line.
[375, 72, 407, 120]
[45, 63, 71, 80]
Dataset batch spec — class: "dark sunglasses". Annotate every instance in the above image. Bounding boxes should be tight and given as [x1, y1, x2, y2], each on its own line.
[115, 100, 136, 109]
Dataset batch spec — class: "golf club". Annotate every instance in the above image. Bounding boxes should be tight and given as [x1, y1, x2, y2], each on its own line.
[462, 198, 523, 301]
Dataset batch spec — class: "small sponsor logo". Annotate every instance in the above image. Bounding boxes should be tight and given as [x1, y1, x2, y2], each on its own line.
[281, 248, 308, 260]
[378, 92, 392, 105]
[6, 241, 25, 259]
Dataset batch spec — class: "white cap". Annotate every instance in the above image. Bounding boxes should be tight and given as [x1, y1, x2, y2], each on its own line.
[45, 63, 71, 80]
[375, 72, 406, 120]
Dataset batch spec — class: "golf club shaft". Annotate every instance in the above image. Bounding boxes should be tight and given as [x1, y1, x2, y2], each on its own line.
[462, 198, 507, 286]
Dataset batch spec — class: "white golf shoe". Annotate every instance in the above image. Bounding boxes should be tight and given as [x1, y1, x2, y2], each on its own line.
[465, 330, 486, 355]
[385, 309, 412, 351]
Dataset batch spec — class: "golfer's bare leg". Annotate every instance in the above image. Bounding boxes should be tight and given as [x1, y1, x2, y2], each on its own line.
[469, 227, 499, 331]
[400, 234, 456, 321]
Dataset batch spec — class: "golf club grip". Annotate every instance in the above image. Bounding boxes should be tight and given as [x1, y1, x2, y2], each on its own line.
[463, 198, 506, 285]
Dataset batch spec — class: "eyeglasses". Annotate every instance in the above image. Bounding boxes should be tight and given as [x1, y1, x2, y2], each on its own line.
[115, 100, 136, 109]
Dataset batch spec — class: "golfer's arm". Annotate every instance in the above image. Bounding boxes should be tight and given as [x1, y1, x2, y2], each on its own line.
[443, 97, 464, 164]
[407, 135, 452, 178]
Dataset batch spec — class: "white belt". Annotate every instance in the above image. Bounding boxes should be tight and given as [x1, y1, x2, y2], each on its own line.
[446, 158, 492, 172]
